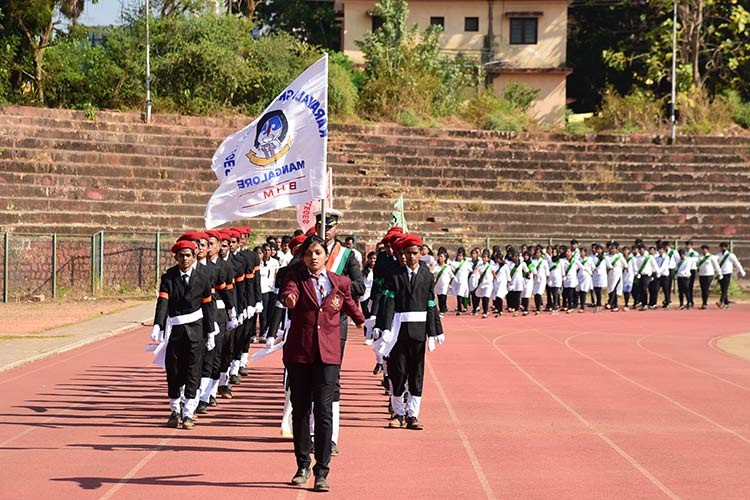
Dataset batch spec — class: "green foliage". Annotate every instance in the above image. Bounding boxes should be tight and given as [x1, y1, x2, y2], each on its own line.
[503, 83, 538, 113]
[589, 87, 666, 133]
[397, 108, 419, 127]
[676, 87, 734, 135]
[724, 90, 750, 129]
[327, 58, 358, 118]
[356, 0, 481, 121]
[256, 0, 338, 49]
[460, 90, 531, 132]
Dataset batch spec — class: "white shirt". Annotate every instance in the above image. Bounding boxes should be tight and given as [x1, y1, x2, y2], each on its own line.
[716, 251, 746, 277]
[675, 256, 694, 278]
[277, 250, 293, 267]
[180, 267, 193, 286]
[260, 258, 280, 294]
[309, 269, 333, 305]
[407, 265, 419, 282]
[698, 253, 723, 278]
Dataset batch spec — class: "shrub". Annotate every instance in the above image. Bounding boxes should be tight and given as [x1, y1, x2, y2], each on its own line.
[328, 52, 359, 118]
[397, 108, 419, 127]
[589, 87, 665, 133]
[677, 87, 734, 135]
[724, 90, 750, 129]
[503, 82, 539, 112]
[460, 91, 530, 131]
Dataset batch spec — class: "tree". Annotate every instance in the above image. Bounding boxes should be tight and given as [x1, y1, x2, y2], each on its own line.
[255, 0, 338, 49]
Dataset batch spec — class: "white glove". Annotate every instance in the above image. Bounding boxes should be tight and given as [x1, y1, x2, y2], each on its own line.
[246, 305, 256, 318]
[277, 329, 285, 343]
[436, 334, 446, 345]
[229, 307, 237, 321]
[427, 336, 436, 352]
[255, 302, 263, 313]
[364, 316, 376, 332]
[365, 327, 374, 341]
[381, 329, 393, 344]
[150, 325, 163, 342]
[207, 332, 216, 351]
[372, 328, 382, 341]
[266, 336, 276, 348]
[227, 318, 239, 331]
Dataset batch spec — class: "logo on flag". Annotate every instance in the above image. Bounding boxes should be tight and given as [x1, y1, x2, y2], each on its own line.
[390, 194, 408, 233]
[204, 54, 329, 229]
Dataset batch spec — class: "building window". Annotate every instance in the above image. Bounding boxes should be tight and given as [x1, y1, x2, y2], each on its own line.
[509, 18, 537, 45]
[372, 15, 383, 31]
[430, 17, 445, 28]
[464, 17, 479, 32]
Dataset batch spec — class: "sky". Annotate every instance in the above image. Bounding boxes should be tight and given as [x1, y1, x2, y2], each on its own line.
[77, 0, 136, 26]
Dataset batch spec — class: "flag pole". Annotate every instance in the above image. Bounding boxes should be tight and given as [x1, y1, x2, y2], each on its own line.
[319, 197, 326, 240]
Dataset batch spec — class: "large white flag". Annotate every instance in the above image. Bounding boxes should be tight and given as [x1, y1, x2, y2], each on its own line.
[204, 54, 329, 229]
[296, 168, 332, 233]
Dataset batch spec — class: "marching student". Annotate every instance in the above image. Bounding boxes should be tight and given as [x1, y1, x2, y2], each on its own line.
[655, 245, 671, 309]
[621, 246, 635, 310]
[361, 251, 377, 321]
[530, 247, 548, 314]
[675, 248, 694, 309]
[450, 247, 471, 315]
[606, 242, 626, 312]
[646, 246, 661, 309]
[697, 245, 723, 309]
[280, 235, 365, 492]
[491, 252, 510, 317]
[631, 245, 652, 310]
[507, 250, 528, 316]
[561, 248, 581, 313]
[151, 239, 216, 430]
[547, 253, 563, 314]
[432, 250, 453, 317]
[259, 243, 280, 342]
[474, 249, 495, 318]
[685, 240, 699, 309]
[715, 242, 746, 309]
[520, 251, 534, 316]
[592, 245, 607, 311]
[576, 247, 594, 313]
[375, 234, 444, 431]
[218, 229, 245, 398]
[663, 241, 677, 307]
[468, 247, 482, 315]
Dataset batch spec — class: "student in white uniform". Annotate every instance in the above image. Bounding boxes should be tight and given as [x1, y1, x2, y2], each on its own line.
[606, 242, 626, 312]
[684, 240, 700, 308]
[663, 241, 677, 307]
[655, 245, 672, 309]
[520, 252, 534, 316]
[674, 248, 695, 310]
[432, 250, 453, 317]
[547, 253, 563, 314]
[491, 253, 510, 317]
[591, 245, 608, 311]
[530, 247, 548, 314]
[715, 242, 746, 309]
[646, 246, 662, 309]
[468, 247, 482, 315]
[473, 249, 496, 318]
[621, 246, 635, 310]
[697, 244, 723, 309]
[576, 247, 595, 313]
[561, 248, 582, 314]
[507, 251, 528, 316]
[450, 247, 471, 315]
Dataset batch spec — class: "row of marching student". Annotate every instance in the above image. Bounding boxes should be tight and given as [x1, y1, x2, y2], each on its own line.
[148, 210, 445, 493]
[425, 239, 745, 317]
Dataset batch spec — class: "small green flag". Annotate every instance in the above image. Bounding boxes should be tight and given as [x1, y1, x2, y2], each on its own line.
[390, 195, 408, 233]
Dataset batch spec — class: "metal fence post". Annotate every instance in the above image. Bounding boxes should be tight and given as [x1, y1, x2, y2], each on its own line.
[91, 233, 97, 295]
[99, 230, 104, 292]
[155, 231, 161, 287]
[52, 233, 57, 299]
[3, 232, 8, 303]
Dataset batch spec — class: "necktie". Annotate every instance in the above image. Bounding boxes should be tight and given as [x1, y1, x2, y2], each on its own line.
[182, 274, 189, 287]
[312, 274, 326, 303]
[409, 270, 417, 287]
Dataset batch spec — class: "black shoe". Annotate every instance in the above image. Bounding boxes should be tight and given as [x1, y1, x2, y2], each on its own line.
[208, 395, 218, 407]
[331, 442, 339, 456]
[313, 476, 330, 492]
[182, 416, 195, 430]
[239, 366, 248, 376]
[166, 412, 181, 428]
[229, 374, 240, 385]
[290, 467, 311, 486]
[373, 363, 383, 375]
[406, 416, 424, 430]
[218, 385, 233, 399]
[195, 401, 209, 415]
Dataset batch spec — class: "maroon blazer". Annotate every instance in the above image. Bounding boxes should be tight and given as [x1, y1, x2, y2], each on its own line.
[281, 268, 365, 365]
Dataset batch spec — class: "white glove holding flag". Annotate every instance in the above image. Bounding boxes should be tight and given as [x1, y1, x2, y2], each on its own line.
[427, 336, 436, 352]
[266, 336, 276, 348]
[207, 332, 217, 351]
[364, 316, 376, 332]
[150, 325, 163, 342]
[255, 302, 263, 314]
[381, 329, 393, 344]
[372, 328, 382, 341]
[246, 305, 256, 318]
[227, 317, 239, 331]
[436, 334, 446, 345]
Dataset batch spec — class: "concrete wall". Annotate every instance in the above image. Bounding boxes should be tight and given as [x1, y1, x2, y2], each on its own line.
[492, 71, 567, 125]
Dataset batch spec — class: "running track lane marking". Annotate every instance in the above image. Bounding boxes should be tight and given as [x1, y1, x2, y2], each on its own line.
[0, 360, 154, 448]
[98, 431, 178, 500]
[708, 334, 750, 362]
[426, 358, 498, 500]
[565, 333, 750, 446]
[636, 334, 750, 392]
[482, 331, 680, 500]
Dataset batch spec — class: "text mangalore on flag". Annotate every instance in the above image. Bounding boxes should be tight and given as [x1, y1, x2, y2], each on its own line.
[390, 194, 408, 232]
[204, 54, 329, 229]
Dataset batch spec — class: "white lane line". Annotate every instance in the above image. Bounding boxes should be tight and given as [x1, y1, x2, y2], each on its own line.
[99, 432, 177, 500]
[486, 332, 680, 500]
[426, 358, 497, 500]
[636, 334, 750, 392]
[565, 333, 750, 446]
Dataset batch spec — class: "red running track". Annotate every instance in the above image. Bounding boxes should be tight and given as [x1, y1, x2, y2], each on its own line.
[1, 305, 750, 499]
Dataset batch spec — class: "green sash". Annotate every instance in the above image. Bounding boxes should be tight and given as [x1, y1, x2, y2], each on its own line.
[697, 254, 711, 268]
[510, 263, 520, 279]
[473, 264, 492, 291]
[449, 260, 466, 285]
[637, 255, 651, 274]
[564, 259, 576, 277]
[434, 264, 448, 284]
[719, 251, 731, 268]
[610, 254, 622, 267]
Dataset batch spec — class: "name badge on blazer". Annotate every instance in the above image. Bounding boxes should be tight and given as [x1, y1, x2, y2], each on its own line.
[331, 294, 341, 311]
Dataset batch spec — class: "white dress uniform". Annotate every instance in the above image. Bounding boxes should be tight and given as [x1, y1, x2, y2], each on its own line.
[577, 256, 595, 293]
[491, 263, 510, 300]
[562, 258, 581, 289]
[623, 255, 635, 293]
[531, 258, 548, 296]
[433, 263, 454, 296]
[716, 250, 746, 278]
[449, 258, 471, 298]
[468, 258, 481, 292]
[548, 259, 563, 289]
[592, 254, 608, 289]
[675, 256, 694, 278]
[508, 261, 528, 292]
[474, 261, 496, 298]
[606, 252, 626, 294]
[698, 253, 723, 277]
[522, 260, 534, 299]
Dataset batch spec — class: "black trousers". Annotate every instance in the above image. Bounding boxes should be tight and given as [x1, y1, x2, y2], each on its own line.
[548, 287, 560, 310]
[563, 287, 576, 309]
[719, 274, 732, 305]
[534, 294, 543, 311]
[165, 324, 204, 400]
[608, 279, 621, 309]
[480, 296, 490, 314]
[456, 295, 468, 312]
[260, 291, 275, 337]
[577, 291, 587, 311]
[648, 276, 660, 307]
[471, 292, 480, 312]
[493, 296, 504, 314]
[593, 287, 603, 307]
[659, 275, 671, 306]
[677, 277, 690, 306]
[388, 334, 426, 398]
[521, 297, 529, 312]
[437, 294, 448, 313]
[699, 275, 713, 306]
[286, 361, 339, 479]
[688, 270, 697, 306]
[507, 291, 521, 310]
[201, 321, 226, 378]
[546, 288, 553, 309]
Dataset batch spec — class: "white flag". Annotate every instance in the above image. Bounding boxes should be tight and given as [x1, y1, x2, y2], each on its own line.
[204, 54, 329, 229]
[296, 168, 332, 233]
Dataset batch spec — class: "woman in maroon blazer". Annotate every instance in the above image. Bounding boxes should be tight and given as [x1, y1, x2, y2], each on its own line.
[280, 235, 365, 492]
